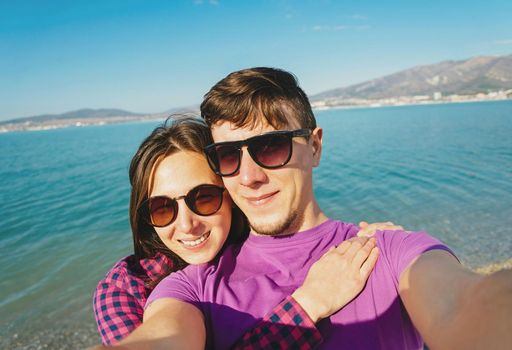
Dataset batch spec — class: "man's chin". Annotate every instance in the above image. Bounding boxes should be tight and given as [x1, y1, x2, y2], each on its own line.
[249, 212, 298, 236]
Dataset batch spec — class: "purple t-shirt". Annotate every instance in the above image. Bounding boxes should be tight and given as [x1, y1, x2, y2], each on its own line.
[147, 219, 454, 349]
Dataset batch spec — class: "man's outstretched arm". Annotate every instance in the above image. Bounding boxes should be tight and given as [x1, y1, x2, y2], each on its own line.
[399, 250, 512, 349]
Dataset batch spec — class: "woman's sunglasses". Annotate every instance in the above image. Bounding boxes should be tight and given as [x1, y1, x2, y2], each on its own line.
[139, 184, 226, 228]
[204, 129, 312, 176]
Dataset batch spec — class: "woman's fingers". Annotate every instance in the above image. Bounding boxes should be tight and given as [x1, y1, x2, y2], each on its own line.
[360, 247, 379, 277]
[331, 237, 378, 265]
[357, 221, 404, 237]
[352, 238, 377, 267]
[334, 238, 356, 255]
[339, 237, 370, 261]
[359, 221, 369, 228]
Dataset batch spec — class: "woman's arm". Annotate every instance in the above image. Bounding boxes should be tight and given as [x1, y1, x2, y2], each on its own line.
[93, 277, 145, 345]
[232, 221, 399, 350]
[232, 295, 323, 349]
[233, 235, 380, 349]
[92, 253, 174, 345]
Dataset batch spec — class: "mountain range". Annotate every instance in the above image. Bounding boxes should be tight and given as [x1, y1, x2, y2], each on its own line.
[2, 54, 511, 130]
[311, 54, 512, 101]
[1, 108, 143, 125]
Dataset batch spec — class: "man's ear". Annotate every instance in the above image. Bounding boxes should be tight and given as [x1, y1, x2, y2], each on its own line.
[311, 127, 323, 167]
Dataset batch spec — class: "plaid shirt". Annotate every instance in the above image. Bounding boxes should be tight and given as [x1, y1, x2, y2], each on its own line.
[93, 252, 323, 349]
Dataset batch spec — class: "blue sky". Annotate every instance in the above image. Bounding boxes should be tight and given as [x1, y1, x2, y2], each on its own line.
[1, 0, 511, 121]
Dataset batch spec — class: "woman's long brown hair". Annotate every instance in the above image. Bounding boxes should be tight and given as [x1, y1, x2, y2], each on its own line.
[128, 115, 249, 284]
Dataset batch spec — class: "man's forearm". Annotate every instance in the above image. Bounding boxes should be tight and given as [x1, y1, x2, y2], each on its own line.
[400, 251, 512, 349]
[427, 268, 512, 349]
[449, 268, 512, 349]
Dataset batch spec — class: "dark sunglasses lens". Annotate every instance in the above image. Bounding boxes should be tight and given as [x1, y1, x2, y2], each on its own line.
[148, 197, 176, 227]
[215, 145, 240, 175]
[189, 185, 224, 215]
[251, 133, 291, 167]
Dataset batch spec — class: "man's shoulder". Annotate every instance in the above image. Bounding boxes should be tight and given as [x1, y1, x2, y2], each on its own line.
[375, 229, 449, 254]
[331, 219, 359, 237]
[372, 229, 455, 280]
[325, 219, 363, 242]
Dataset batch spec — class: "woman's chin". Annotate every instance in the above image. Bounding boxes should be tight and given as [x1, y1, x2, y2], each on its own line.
[173, 230, 229, 265]
[179, 245, 220, 265]
[181, 251, 216, 265]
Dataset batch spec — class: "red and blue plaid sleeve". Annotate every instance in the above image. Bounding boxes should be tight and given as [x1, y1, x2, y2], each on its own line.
[93, 277, 145, 345]
[232, 295, 323, 350]
[92, 253, 174, 344]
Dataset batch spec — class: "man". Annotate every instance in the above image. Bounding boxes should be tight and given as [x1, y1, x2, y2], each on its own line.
[104, 68, 512, 349]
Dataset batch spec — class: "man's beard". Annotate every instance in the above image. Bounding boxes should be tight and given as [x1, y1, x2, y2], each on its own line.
[249, 210, 304, 236]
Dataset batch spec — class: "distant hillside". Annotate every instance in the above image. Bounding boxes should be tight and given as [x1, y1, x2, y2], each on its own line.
[311, 55, 512, 101]
[3, 54, 511, 132]
[164, 105, 200, 114]
[0, 108, 144, 125]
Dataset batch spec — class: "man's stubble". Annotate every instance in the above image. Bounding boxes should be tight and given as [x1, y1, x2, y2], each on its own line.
[248, 209, 305, 236]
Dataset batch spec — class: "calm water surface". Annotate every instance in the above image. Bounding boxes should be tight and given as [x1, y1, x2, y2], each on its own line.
[1, 101, 511, 346]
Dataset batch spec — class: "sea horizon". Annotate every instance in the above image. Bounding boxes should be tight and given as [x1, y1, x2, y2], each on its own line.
[1, 97, 511, 134]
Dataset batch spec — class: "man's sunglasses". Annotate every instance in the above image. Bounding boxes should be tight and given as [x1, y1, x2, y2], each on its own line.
[204, 129, 312, 176]
[139, 184, 225, 228]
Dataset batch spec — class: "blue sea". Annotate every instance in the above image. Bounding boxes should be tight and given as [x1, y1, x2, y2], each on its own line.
[1, 101, 511, 348]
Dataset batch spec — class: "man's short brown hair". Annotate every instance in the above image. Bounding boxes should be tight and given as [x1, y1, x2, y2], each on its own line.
[200, 67, 316, 130]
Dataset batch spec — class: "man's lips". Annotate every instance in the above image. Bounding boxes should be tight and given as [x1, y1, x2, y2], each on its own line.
[244, 191, 279, 206]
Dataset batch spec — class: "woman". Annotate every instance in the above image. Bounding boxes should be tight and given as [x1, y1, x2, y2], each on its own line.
[93, 115, 399, 348]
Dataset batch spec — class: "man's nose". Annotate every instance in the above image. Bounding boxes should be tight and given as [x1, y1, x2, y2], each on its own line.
[237, 147, 268, 187]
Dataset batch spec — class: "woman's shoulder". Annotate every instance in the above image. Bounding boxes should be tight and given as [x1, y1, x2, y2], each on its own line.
[96, 255, 143, 292]
[97, 252, 173, 291]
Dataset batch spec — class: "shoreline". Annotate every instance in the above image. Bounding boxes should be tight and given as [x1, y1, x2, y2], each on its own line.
[1, 98, 511, 134]
[472, 257, 512, 275]
[312, 95, 512, 113]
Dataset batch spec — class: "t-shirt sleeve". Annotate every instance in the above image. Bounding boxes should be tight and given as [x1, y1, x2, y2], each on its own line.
[377, 230, 457, 285]
[145, 266, 202, 311]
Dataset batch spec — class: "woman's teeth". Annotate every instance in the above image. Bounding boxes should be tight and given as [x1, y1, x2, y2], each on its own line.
[180, 231, 210, 247]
